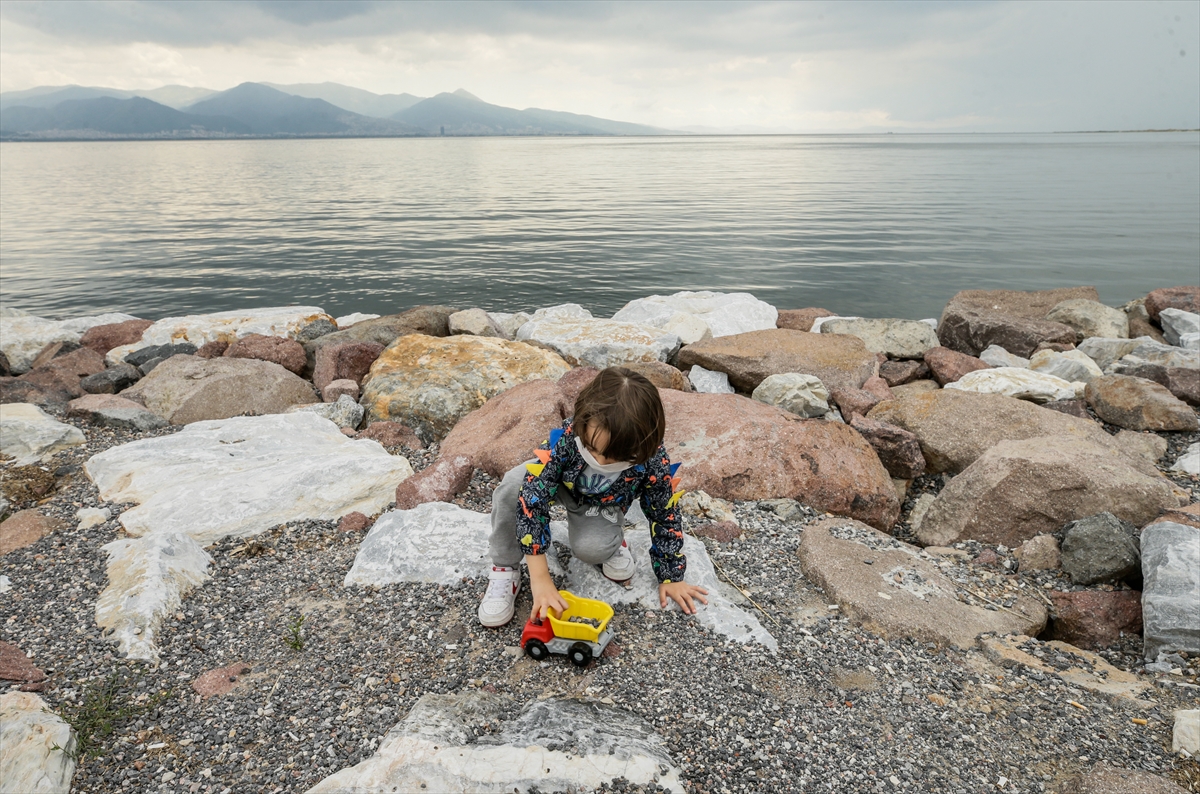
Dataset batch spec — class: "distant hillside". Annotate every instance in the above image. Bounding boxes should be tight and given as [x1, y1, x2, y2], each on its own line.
[394, 90, 671, 136]
[185, 83, 424, 136]
[0, 96, 248, 138]
[262, 82, 423, 118]
[0, 84, 217, 111]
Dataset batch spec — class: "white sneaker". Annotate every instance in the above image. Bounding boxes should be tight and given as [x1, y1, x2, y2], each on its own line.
[601, 540, 636, 583]
[478, 566, 520, 627]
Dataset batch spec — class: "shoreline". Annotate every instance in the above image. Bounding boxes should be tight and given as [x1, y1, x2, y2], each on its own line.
[2, 286, 1198, 793]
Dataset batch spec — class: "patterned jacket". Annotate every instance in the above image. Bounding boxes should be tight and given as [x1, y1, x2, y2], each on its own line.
[516, 418, 687, 584]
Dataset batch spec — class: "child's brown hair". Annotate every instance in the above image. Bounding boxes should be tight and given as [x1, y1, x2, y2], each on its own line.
[573, 367, 665, 465]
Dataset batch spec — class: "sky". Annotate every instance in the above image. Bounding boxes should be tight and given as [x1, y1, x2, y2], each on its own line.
[1, 0, 1197, 133]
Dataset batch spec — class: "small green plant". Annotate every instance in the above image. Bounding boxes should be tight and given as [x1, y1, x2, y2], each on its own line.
[284, 614, 307, 651]
[53, 671, 171, 762]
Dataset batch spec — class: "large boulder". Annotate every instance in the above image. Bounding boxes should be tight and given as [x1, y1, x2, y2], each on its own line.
[1060, 512, 1140, 585]
[222, 333, 307, 375]
[776, 307, 836, 332]
[1028, 349, 1103, 383]
[1144, 286, 1200, 323]
[612, 290, 777, 339]
[1141, 521, 1200, 661]
[923, 346, 989, 385]
[937, 287, 1094, 357]
[0, 308, 139, 374]
[312, 341, 384, 392]
[119, 355, 319, 425]
[79, 318, 154, 355]
[0, 692, 77, 794]
[1084, 374, 1199, 432]
[437, 379, 571, 478]
[361, 334, 571, 441]
[516, 316, 680, 369]
[1045, 299, 1128, 341]
[661, 391, 898, 529]
[818, 318, 939, 360]
[15, 346, 108, 403]
[106, 306, 334, 365]
[944, 367, 1079, 403]
[677, 329, 878, 393]
[1045, 591, 1143, 650]
[0, 403, 86, 465]
[796, 518, 1046, 648]
[868, 389, 1150, 475]
[914, 437, 1179, 547]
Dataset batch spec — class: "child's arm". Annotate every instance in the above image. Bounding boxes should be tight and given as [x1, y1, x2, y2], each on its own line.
[639, 448, 709, 613]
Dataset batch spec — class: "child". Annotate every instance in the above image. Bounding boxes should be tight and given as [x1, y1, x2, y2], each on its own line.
[478, 367, 709, 627]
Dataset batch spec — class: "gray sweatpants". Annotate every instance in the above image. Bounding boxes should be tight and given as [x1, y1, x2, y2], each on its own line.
[489, 460, 626, 568]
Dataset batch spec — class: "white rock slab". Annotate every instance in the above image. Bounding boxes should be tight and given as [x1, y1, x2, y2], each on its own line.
[335, 312, 380, 329]
[611, 291, 776, 339]
[688, 365, 735, 394]
[1115, 340, 1199, 372]
[1175, 709, 1200, 756]
[0, 404, 86, 466]
[308, 692, 681, 794]
[1171, 443, 1200, 476]
[529, 303, 593, 322]
[487, 311, 531, 340]
[0, 693, 76, 794]
[86, 413, 412, 544]
[552, 523, 776, 649]
[1160, 308, 1200, 347]
[979, 345, 1030, 369]
[1029, 349, 1104, 383]
[944, 367, 1078, 403]
[0, 309, 139, 374]
[752, 372, 830, 418]
[106, 306, 333, 366]
[517, 318, 680, 369]
[1181, 332, 1200, 352]
[1077, 337, 1150, 371]
[95, 532, 212, 662]
[0, 575, 10, 594]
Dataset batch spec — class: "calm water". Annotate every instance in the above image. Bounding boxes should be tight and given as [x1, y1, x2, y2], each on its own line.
[1, 133, 1197, 321]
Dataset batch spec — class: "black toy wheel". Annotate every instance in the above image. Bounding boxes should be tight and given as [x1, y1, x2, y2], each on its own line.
[525, 640, 549, 661]
[568, 642, 593, 668]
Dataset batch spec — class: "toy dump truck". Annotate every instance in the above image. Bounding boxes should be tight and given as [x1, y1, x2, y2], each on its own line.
[520, 590, 614, 667]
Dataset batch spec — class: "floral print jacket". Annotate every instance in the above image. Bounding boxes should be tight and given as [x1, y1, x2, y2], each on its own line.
[516, 418, 686, 584]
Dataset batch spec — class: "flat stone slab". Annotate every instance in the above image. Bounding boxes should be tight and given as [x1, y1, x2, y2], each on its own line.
[944, 366, 1079, 403]
[344, 501, 775, 648]
[796, 518, 1046, 649]
[612, 290, 777, 339]
[517, 317, 681, 369]
[980, 635, 1152, 703]
[0, 403, 86, 465]
[308, 691, 681, 794]
[0, 692, 77, 794]
[1141, 521, 1200, 662]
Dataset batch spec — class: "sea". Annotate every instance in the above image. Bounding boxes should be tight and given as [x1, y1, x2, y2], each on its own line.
[1, 133, 1197, 322]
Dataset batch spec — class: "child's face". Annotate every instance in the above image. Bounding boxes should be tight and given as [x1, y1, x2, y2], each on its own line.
[580, 421, 624, 466]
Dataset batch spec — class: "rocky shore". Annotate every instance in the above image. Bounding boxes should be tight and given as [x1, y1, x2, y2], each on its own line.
[1, 286, 1198, 794]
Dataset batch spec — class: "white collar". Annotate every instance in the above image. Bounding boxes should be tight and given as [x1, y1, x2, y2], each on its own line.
[575, 437, 631, 474]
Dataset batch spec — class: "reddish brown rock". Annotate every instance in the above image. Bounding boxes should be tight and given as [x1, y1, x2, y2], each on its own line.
[1167, 366, 1200, 406]
[1144, 285, 1200, 323]
[849, 415, 926, 480]
[192, 662, 253, 699]
[878, 360, 928, 387]
[0, 640, 45, 686]
[322, 379, 359, 403]
[662, 390, 899, 530]
[66, 393, 148, 420]
[1085, 374, 1199, 432]
[0, 510, 66, 555]
[303, 306, 459, 373]
[0, 350, 11, 377]
[973, 548, 1001, 567]
[923, 347, 990, 386]
[691, 521, 741, 542]
[1041, 399, 1091, 420]
[0, 378, 51, 405]
[441, 379, 573, 478]
[394, 455, 474, 510]
[676, 329, 878, 393]
[861, 376, 893, 402]
[224, 334, 307, 375]
[337, 512, 373, 533]
[776, 308, 836, 332]
[357, 421, 425, 450]
[830, 388, 880, 420]
[1060, 763, 1186, 794]
[1046, 590, 1143, 650]
[79, 319, 153, 355]
[1151, 502, 1200, 530]
[195, 340, 230, 359]
[17, 346, 108, 403]
[938, 287, 1093, 357]
[620, 361, 691, 392]
[313, 341, 385, 392]
[28, 342, 67, 371]
[556, 367, 600, 407]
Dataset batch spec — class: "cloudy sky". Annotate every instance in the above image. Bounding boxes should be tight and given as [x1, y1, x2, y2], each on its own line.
[1, 0, 1197, 132]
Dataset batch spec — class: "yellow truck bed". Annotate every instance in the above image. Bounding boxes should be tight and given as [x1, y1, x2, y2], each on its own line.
[548, 590, 614, 643]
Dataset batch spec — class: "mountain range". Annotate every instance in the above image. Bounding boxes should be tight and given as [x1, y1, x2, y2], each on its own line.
[0, 82, 673, 140]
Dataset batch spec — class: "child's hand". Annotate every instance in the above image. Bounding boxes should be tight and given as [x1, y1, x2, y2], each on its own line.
[659, 582, 709, 615]
[529, 577, 569, 622]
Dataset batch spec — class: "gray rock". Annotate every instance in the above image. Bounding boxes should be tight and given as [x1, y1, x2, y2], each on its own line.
[124, 342, 196, 368]
[751, 372, 830, 417]
[818, 318, 940, 360]
[448, 308, 503, 338]
[1060, 512, 1139, 586]
[138, 357, 166, 375]
[978, 344, 1029, 368]
[1028, 349, 1103, 383]
[287, 394, 365, 431]
[1045, 299, 1129, 341]
[1116, 339, 1198, 371]
[1077, 337, 1150, 371]
[688, 365, 735, 394]
[91, 407, 169, 432]
[487, 311, 532, 340]
[1159, 308, 1200, 347]
[80, 364, 141, 394]
[295, 318, 337, 342]
[1141, 521, 1200, 661]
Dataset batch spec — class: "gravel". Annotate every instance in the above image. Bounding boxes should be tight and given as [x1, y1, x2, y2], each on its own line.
[2, 403, 1199, 793]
